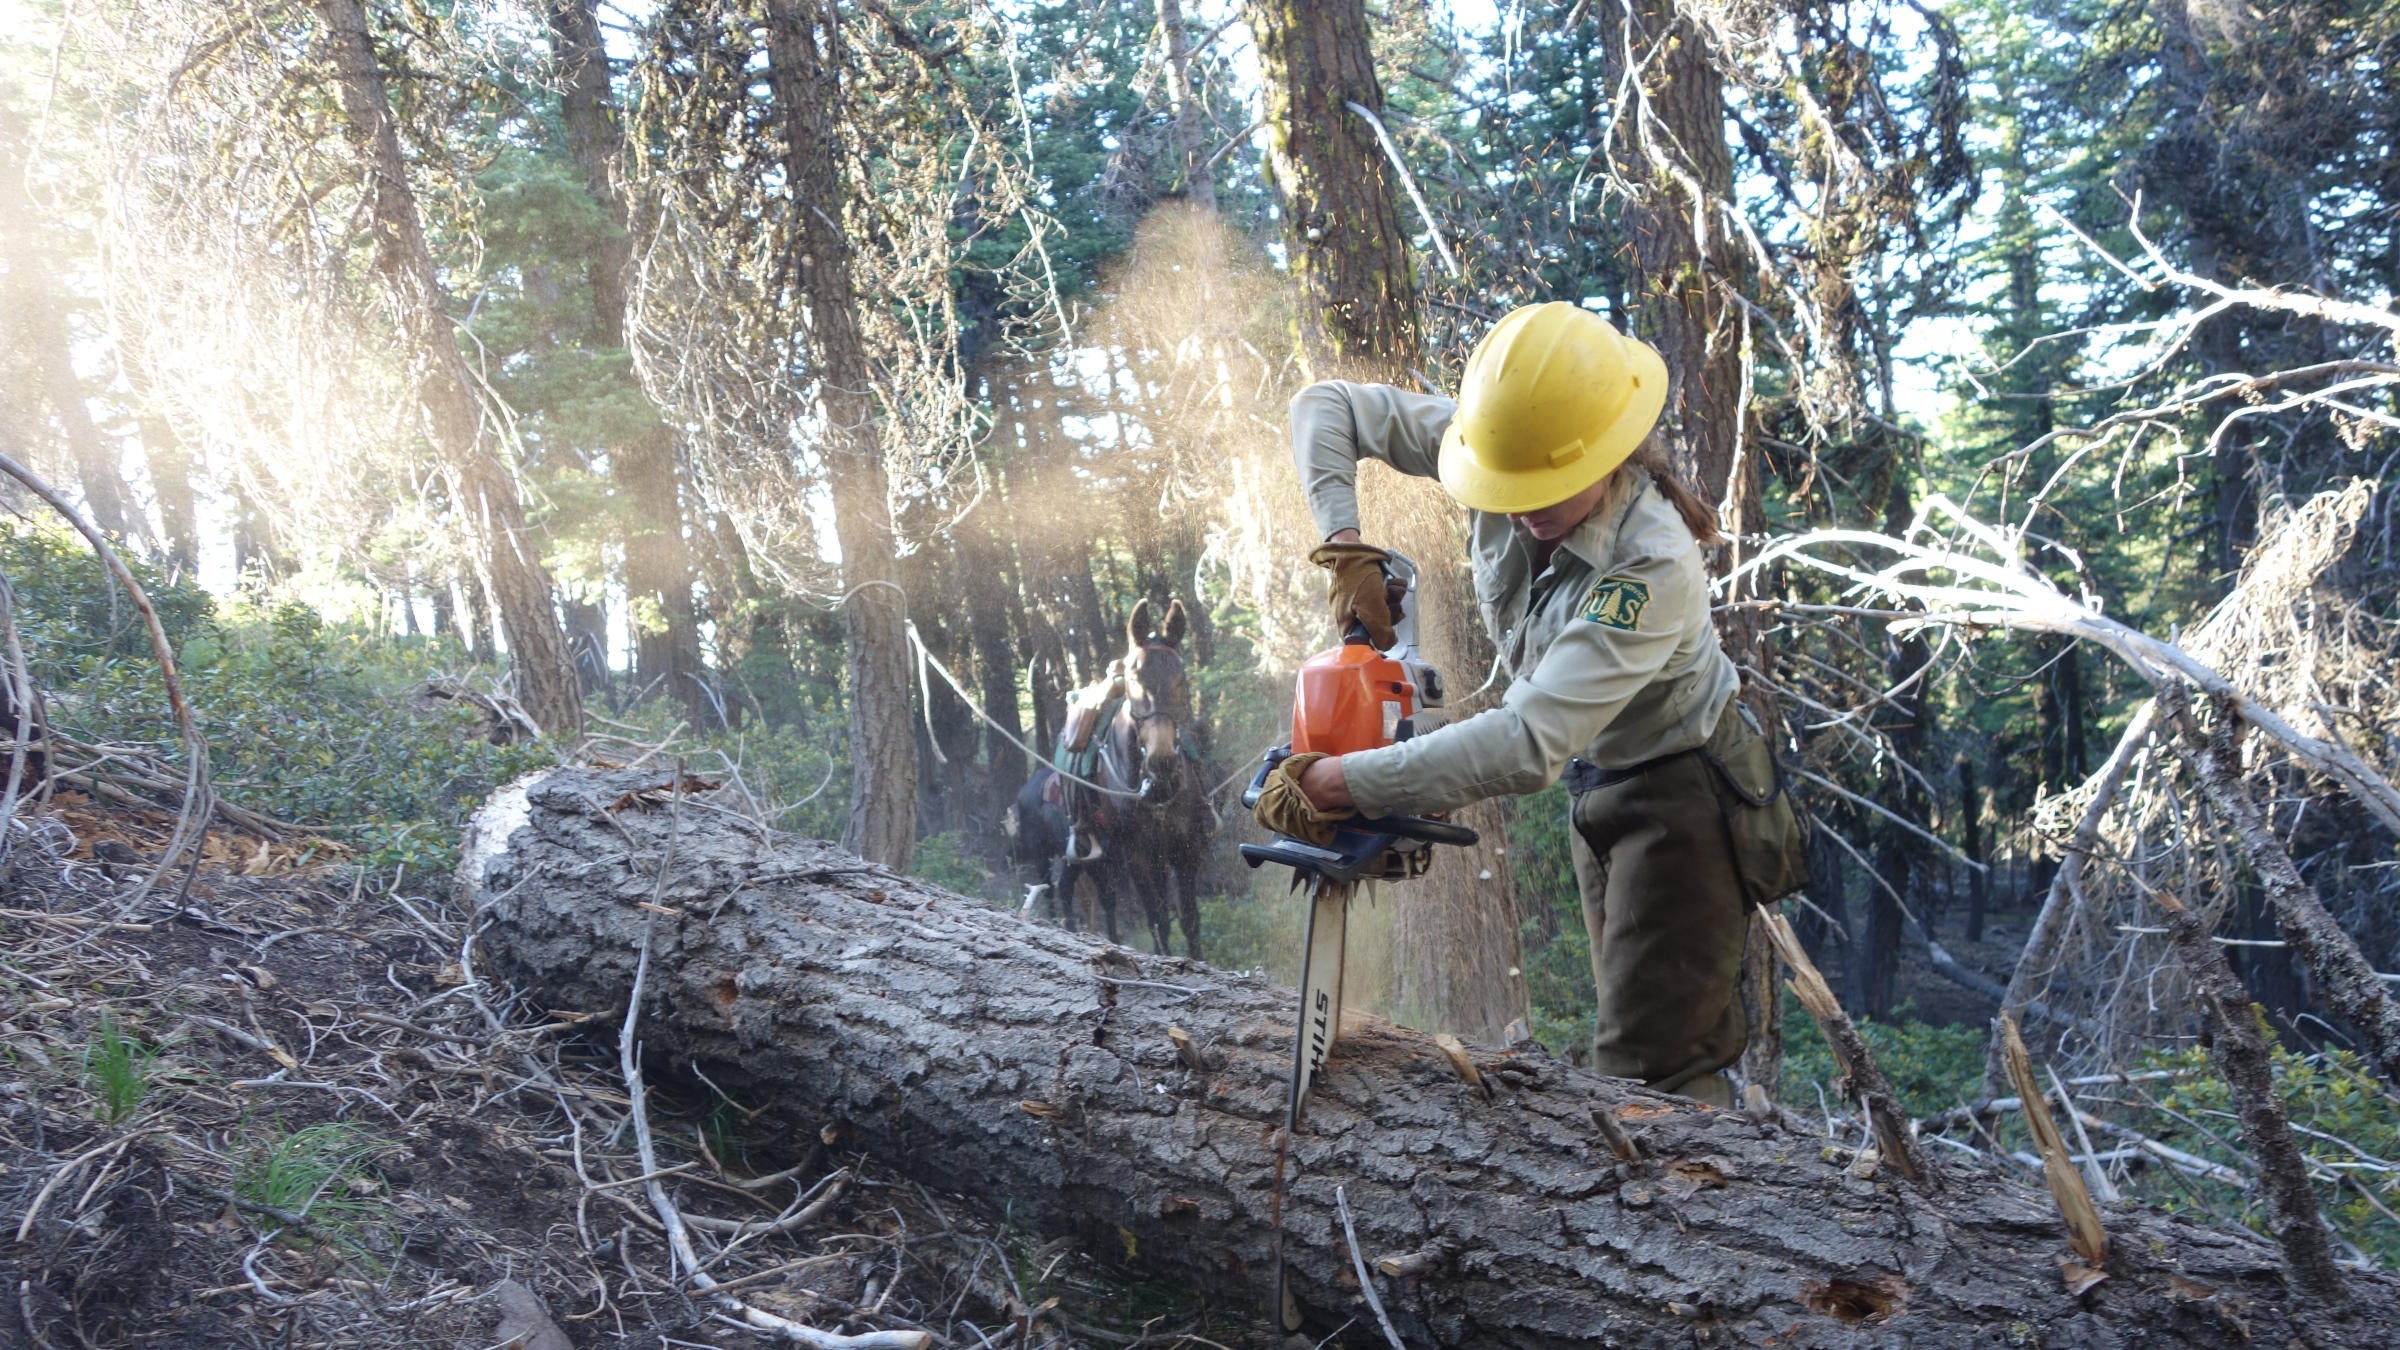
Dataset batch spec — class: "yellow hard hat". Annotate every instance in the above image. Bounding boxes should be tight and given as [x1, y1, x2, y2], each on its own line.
[1436, 302, 1669, 515]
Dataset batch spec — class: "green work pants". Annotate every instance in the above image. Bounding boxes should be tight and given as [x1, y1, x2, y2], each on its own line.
[1569, 708, 1758, 1098]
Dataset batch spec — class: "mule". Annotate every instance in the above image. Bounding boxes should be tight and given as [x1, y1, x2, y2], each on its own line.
[1004, 765, 1101, 932]
[1039, 599, 1210, 959]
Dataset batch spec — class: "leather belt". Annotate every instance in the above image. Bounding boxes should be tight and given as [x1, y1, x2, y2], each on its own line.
[1562, 748, 1700, 796]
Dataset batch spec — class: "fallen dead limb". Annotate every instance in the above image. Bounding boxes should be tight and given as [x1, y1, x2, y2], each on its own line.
[0, 449, 212, 897]
[1757, 910, 1933, 1186]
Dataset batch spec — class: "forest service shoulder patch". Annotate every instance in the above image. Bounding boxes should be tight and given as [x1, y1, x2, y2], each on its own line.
[1581, 576, 1651, 630]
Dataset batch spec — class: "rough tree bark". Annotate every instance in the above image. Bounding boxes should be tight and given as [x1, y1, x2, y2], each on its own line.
[465, 767, 2399, 1348]
[1157, 0, 1216, 212]
[1250, 0, 1526, 1044]
[1246, 0, 1418, 365]
[2143, 821, 2348, 1304]
[315, 0, 584, 740]
[763, 0, 916, 870]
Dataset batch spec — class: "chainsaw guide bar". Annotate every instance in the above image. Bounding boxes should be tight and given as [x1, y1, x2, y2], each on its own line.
[1240, 554, 1481, 1332]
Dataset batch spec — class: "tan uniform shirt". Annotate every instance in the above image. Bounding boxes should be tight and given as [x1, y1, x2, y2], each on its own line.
[1290, 380, 1739, 820]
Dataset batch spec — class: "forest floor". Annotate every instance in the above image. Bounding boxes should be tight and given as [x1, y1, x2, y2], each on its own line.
[0, 796, 1246, 1349]
[1844, 915, 2035, 1030]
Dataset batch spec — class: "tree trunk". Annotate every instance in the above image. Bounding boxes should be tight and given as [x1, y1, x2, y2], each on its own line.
[1252, 0, 1524, 1043]
[545, 0, 710, 729]
[1245, 0, 1421, 366]
[562, 595, 611, 697]
[1602, 0, 1785, 1074]
[1959, 752, 1989, 944]
[1157, 0, 1216, 212]
[135, 410, 200, 580]
[763, 0, 915, 870]
[314, 0, 583, 740]
[18, 298, 136, 540]
[0, 106, 138, 542]
[961, 499, 1027, 804]
[464, 766, 2400, 1348]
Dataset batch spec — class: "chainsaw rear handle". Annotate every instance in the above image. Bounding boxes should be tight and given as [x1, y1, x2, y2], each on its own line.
[1240, 746, 1479, 848]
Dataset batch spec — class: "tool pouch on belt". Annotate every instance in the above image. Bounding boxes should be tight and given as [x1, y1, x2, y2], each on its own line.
[1699, 701, 1812, 908]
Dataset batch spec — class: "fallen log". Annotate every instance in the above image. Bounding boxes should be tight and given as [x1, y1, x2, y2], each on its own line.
[463, 768, 2400, 1347]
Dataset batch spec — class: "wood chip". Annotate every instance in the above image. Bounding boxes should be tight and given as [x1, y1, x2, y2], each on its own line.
[2058, 1254, 2109, 1297]
[1167, 1026, 1204, 1072]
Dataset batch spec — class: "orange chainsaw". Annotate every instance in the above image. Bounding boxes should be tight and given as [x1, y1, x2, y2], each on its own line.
[1238, 551, 1477, 1331]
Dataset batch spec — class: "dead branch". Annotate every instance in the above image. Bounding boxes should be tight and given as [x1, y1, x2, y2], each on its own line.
[0, 447, 212, 897]
[2164, 687, 2400, 1088]
[2149, 875, 2349, 1304]
[1982, 701, 2159, 1100]
[1742, 495, 2400, 838]
[1998, 1015, 2108, 1270]
[1756, 910, 1933, 1185]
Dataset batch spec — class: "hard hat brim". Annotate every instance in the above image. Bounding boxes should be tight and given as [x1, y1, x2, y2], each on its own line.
[1435, 337, 1670, 516]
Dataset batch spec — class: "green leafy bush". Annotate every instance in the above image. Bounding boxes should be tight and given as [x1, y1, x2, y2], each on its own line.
[4, 521, 551, 871]
[0, 521, 214, 676]
[1778, 995, 1986, 1118]
[2121, 1045, 2400, 1268]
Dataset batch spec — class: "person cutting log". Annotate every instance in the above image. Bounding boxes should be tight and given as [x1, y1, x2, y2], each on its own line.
[1251, 301, 1810, 1107]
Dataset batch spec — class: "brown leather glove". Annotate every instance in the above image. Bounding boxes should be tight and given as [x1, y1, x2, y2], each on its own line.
[1252, 751, 1354, 846]
[1308, 541, 1401, 648]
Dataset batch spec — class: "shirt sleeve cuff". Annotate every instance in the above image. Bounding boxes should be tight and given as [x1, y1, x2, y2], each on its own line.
[1339, 747, 1410, 820]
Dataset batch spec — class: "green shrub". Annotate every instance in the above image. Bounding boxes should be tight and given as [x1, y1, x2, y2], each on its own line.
[2124, 1045, 2400, 1268]
[1508, 784, 1599, 1056]
[4, 521, 552, 871]
[1200, 870, 1306, 982]
[1778, 994, 1985, 1118]
[0, 520, 214, 676]
[912, 829, 999, 900]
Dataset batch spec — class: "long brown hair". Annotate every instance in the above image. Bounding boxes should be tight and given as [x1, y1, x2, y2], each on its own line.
[1596, 441, 1723, 545]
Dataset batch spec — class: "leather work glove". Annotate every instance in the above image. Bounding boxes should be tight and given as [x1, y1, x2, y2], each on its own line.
[1252, 751, 1354, 846]
[1308, 541, 1402, 648]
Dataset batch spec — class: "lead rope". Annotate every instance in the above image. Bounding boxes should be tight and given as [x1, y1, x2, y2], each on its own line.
[902, 621, 1146, 800]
